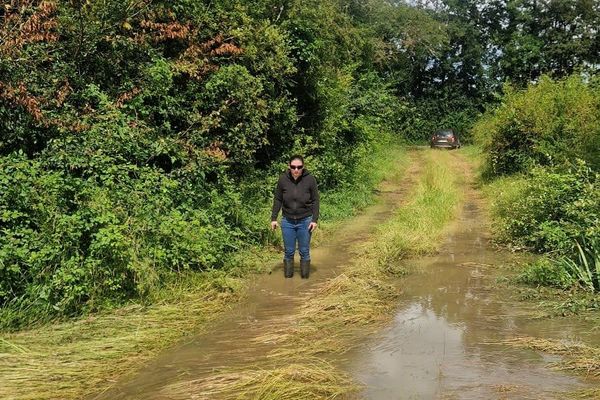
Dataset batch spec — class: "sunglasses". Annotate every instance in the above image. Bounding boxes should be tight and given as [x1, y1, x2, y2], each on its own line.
[289, 165, 304, 170]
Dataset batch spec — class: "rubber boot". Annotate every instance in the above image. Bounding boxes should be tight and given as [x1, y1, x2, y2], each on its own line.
[284, 259, 294, 278]
[300, 260, 310, 279]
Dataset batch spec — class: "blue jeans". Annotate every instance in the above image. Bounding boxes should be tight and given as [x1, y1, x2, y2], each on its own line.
[281, 216, 312, 261]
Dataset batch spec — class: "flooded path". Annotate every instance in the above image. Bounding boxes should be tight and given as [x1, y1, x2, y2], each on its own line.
[92, 150, 599, 399]
[91, 152, 420, 399]
[343, 152, 600, 399]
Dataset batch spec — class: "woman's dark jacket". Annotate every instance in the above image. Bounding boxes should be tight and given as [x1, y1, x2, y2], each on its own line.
[271, 169, 320, 223]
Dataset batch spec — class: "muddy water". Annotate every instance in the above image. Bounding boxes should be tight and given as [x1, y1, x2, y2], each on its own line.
[91, 159, 418, 399]
[343, 183, 600, 399]
[94, 150, 599, 400]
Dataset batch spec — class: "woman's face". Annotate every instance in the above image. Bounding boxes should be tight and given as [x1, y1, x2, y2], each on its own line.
[289, 159, 304, 179]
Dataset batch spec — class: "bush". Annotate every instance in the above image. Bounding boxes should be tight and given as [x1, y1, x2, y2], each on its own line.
[474, 75, 600, 178]
[518, 257, 578, 290]
[0, 152, 252, 327]
[489, 163, 599, 255]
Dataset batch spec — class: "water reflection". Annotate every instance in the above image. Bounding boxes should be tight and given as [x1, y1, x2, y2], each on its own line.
[347, 200, 599, 399]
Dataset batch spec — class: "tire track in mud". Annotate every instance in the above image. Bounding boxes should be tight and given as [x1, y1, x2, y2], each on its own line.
[91, 149, 426, 399]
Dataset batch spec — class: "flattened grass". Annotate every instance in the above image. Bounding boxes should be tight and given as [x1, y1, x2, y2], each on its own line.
[501, 337, 600, 376]
[163, 359, 358, 400]
[0, 267, 255, 400]
[163, 149, 465, 399]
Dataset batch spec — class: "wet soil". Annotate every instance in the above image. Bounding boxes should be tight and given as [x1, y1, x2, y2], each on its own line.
[343, 151, 600, 399]
[91, 152, 422, 399]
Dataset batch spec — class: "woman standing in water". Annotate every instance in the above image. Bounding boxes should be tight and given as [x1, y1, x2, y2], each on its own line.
[271, 155, 320, 278]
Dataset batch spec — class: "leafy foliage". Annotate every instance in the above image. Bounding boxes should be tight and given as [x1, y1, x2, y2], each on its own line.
[518, 258, 578, 290]
[561, 239, 600, 293]
[474, 75, 600, 178]
[0, 0, 415, 327]
[489, 163, 599, 254]
[2, 0, 600, 325]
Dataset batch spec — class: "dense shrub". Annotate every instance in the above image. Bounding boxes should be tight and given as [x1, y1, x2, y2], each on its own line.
[518, 257, 578, 290]
[0, 0, 419, 327]
[0, 152, 251, 324]
[489, 163, 599, 255]
[474, 75, 600, 178]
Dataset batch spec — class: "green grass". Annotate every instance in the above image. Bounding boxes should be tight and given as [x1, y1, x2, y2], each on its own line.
[160, 149, 465, 399]
[0, 141, 407, 400]
[457, 144, 483, 163]
[480, 173, 529, 247]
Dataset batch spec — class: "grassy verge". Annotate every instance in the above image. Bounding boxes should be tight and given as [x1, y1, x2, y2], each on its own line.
[482, 174, 600, 315]
[477, 149, 600, 397]
[0, 141, 407, 400]
[313, 139, 410, 243]
[162, 149, 464, 399]
[456, 144, 483, 164]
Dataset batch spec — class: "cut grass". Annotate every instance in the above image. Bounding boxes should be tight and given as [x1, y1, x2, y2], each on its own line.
[501, 337, 600, 376]
[0, 267, 254, 400]
[163, 359, 359, 400]
[0, 142, 408, 400]
[162, 148, 465, 399]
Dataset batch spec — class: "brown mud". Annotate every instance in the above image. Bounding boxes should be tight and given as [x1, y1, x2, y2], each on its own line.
[343, 151, 600, 399]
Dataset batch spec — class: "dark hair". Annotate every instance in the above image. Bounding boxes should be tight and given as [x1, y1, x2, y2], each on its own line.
[289, 155, 304, 164]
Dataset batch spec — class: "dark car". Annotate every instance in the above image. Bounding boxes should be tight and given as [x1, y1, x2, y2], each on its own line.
[430, 129, 461, 149]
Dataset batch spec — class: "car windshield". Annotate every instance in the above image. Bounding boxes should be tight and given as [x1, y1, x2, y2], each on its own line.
[436, 130, 454, 137]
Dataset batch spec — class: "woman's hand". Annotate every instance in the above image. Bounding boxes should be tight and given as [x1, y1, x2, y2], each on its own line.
[309, 222, 317, 232]
[271, 221, 278, 230]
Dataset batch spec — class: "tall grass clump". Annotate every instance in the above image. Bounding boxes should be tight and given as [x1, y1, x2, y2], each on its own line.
[373, 150, 462, 259]
[558, 239, 600, 293]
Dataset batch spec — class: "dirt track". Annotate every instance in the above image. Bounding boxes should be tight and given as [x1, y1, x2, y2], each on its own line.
[92, 149, 600, 399]
[92, 149, 424, 399]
